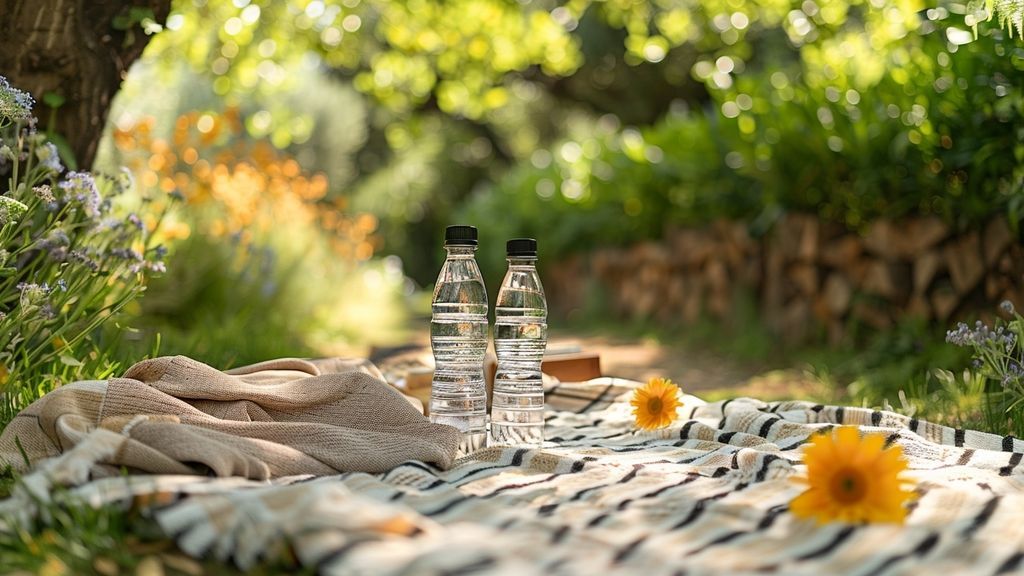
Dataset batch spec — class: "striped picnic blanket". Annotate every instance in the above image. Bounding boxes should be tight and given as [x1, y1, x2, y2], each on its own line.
[4, 378, 1024, 574]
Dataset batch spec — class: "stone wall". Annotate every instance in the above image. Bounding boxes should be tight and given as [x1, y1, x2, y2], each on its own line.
[544, 215, 1024, 344]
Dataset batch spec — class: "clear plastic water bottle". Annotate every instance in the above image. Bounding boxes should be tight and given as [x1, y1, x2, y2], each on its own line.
[430, 225, 488, 453]
[490, 238, 547, 447]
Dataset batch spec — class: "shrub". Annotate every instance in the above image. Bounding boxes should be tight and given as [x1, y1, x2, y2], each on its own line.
[462, 5, 1024, 270]
[944, 301, 1024, 437]
[0, 77, 165, 422]
[106, 108, 408, 367]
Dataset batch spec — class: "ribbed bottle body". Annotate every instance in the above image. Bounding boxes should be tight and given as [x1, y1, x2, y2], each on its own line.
[490, 258, 547, 447]
[430, 246, 488, 453]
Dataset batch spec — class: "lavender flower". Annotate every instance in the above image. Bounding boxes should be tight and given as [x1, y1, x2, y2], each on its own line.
[109, 248, 144, 262]
[127, 213, 144, 230]
[1001, 300, 1017, 316]
[68, 249, 99, 272]
[34, 229, 70, 262]
[17, 282, 50, 306]
[34, 142, 62, 173]
[1002, 361, 1024, 388]
[114, 168, 135, 195]
[946, 320, 1016, 352]
[41, 228, 69, 248]
[109, 247, 146, 273]
[59, 171, 102, 218]
[0, 76, 34, 123]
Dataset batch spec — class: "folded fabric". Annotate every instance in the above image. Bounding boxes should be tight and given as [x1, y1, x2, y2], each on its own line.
[0, 356, 462, 480]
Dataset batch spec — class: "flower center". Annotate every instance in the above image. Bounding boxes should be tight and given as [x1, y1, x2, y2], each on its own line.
[830, 467, 868, 504]
[647, 396, 664, 414]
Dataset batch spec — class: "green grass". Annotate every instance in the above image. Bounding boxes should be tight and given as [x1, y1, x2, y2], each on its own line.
[0, 477, 312, 575]
[560, 288, 980, 431]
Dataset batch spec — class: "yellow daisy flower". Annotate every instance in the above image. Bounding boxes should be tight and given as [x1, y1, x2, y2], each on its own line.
[791, 426, 915, 524]
[631, 377, 682, 430]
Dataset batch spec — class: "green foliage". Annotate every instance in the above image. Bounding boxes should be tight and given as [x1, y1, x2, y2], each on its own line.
[831, 318, 971, 407]
[0, 77, 166, 424]
[464, 3, 1022, 265]
[462, 110, 751, 286]
[972, 0, 1024, 37]
[943, 302, 1024, 436]
[0, 483, 310, 574]
[125, 228, 316, 368]
[901, 368, 991, 434]
[148, 0, 581, 121]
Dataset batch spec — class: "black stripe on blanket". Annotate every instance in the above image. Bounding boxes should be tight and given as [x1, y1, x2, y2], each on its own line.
[758, 416, 782, 438]
[482, 473, 561, 498]
[684, 504, 789, 557]
[577, 383, 616, 413]
[961, 496, 1001, 538]
[956, 449, 975, 466]
[611, 537, 646, 564]
[995, 551, 1024, 574]
[796, 526, 856, 561]
[864, 533, 939, 575]
[669, 488, 740, 531]
[616, 473, 702, 512]
[1000, 453, 1023, 476]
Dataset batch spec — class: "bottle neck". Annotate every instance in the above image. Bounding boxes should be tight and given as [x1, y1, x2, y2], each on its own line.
[507, 256, 537, 267]
[445, 245, 477, 258]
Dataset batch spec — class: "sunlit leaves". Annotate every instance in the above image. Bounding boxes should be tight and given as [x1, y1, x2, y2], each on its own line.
[147, 0, 583, 122]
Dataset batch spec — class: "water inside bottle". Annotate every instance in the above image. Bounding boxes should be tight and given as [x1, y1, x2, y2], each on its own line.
[430, 277, 488, 453]
[490, 285, 547, 447]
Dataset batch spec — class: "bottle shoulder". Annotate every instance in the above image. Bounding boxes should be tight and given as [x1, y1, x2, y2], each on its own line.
[439, 257, 485, 279]
[498, 268, 545, 293]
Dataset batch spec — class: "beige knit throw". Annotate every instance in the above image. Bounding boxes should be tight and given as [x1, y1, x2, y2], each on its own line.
[0, 356, 462, 479]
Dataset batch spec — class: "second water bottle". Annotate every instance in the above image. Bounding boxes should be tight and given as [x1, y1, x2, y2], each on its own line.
[490, 238, 547, 447]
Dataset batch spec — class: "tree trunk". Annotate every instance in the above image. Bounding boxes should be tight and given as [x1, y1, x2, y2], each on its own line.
[0, 0, 171, 169]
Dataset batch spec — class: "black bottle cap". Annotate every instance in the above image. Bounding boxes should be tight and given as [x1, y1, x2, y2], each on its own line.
[506, 238, 538, 257]
[444, 225, 478, 246]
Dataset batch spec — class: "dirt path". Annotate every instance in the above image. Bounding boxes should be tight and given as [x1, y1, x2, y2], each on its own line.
[547, 332, 825, 401]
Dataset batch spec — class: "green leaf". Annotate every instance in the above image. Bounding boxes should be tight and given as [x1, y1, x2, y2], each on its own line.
[111, 14, 131, 31]
[59, 355, 83, 367]
[42, 92, 65, 109]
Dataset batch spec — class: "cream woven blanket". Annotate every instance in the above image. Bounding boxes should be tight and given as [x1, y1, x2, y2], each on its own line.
[3, 369, 1024, 574]
[0, 356, 462, 478]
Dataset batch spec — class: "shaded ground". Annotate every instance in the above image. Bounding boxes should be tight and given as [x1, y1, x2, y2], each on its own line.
[547, 332, 829, 402]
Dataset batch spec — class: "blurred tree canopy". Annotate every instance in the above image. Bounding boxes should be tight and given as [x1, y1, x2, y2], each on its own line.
[6, 0, 1017, 285]
[129, 0, 1020, 284]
